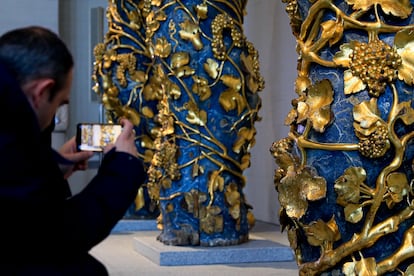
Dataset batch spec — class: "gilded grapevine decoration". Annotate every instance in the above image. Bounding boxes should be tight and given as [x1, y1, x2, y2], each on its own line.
[93, 0, 263, 246]
[274, 0, 414, 274]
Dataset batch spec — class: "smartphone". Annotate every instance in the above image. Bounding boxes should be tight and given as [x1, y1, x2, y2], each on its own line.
[76, 123, 122, 152]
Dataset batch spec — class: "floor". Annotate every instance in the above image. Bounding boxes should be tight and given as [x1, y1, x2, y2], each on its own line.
[90, 220, 299, 276]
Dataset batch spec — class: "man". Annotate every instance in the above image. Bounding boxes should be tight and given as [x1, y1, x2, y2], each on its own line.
[0, 26, 145, 274]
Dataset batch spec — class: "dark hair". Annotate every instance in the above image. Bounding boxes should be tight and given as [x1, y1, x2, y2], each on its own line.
[0, 26, 74, 100]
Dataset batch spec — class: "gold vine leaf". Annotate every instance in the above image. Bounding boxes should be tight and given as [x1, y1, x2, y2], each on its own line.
[334, 167, 370, 223]
[186, 102, 207, 126]
[342, 255, 377, 276]
[395, 28, 414, 85]
[200, 206, 223, 234]
[171, 52, 190, 69]
[320, 18, 344, 47]
[203, 58, 219, 79]
[353, 98, 382, 136]
[395, 101, 414, 125]
[179, 20, 203, 50]
[333, 42, 366, 95]
[278, 166, 327, 219]
[225, 183, 241, 220]
[334, 167, 366, 207]
[184, 189, 207, 216]
[240, 52, 260, 93]
[195, 3, 208, 20]
[303, 216, 341, 247]
[219, 89, 247, 115]
[208, 170, 225, 199]
[406, 264, 414, 275]
[386, 172, 409, 208]
[346, 0, 413, 19]
[233, 127, 256, 154]
[154, 37, 172, 58]
[297, 79, 334, 133]
[219, 75, 246, 114]
[192, 76, 212, 101]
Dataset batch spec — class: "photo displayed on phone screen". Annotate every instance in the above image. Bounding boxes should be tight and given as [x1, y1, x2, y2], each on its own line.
[77, 124, 122, 152]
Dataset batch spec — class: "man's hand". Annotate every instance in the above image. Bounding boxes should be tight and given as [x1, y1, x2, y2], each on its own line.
[103, 118, 138, 157]
[59, 137, 94, 179]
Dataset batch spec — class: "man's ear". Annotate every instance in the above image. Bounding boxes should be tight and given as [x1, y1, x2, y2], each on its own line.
[22, 78, 55, 108]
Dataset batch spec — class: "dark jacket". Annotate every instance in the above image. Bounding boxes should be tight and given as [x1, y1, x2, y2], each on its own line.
[0, 61, 146, 275]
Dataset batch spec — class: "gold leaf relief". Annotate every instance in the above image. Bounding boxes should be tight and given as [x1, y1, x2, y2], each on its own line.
[396, 28, 414, 85]
[353, 99, 382, 135]
[224, 186, 238, 207]
[295, 76, 312, 94]
[240, 153, 251, 170]
[154, 37, 172, 58]
[200, 206, 223, 234]
[179, 20, 203, 50]
[175, 65, 196, 78]
[186, 109, 207, 126]
[225, 183, 240, 207]
[192, 76, 212, 101]
[208, 171, 225, 196]
[333, 43, 354, 67]
[155, 10, 167, 22]
[130, 70, 147, 83]
[396, 101, 414, 125]
[342, 255, 377, 276]
[195, 3, 208, 20]
[346, 0, 412, 18]
[278, 166, 326, 219]
[270, 137, 300, 172]
[233, 127, 256, 154]
[143, 83, 160, 101]
[143, 150, 154, 163]
[303, 217, 341, 247]
[320, 19, 344, 47]
[192, 163, 205, 178]
[219, 89, 247, 115]
[127, 10, 143, 31]
[344, 203, 364, 223]
[141, 135, 155, 149]
[151, 0, 162, 7]
[170, 52, 190, 69]
[296, 101, 309, 124]
[221, 75, 242, 91]
[142, 106, 155, 118]
[344, 70, 367, 95]
[204, 58, 219, 79]
[161, 178, 172, 189]
[386, 172, 409, 208]
[240, 52, 260, 93]
[405, 264, 414, 275]
[284, 108, 297, 125]
[184, 190, 207, 216]
[334, 167, 366, 206]
[146, 11, 161, 33]
[101, 93, 121, 111]
[167, 82, 181, 100]
[304, 79, 334, 132]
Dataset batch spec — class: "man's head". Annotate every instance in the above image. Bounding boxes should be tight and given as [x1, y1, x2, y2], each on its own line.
[0, 26, 74, 130]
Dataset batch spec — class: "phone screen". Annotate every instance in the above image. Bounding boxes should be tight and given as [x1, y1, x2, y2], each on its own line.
[76, 123, 122, 152]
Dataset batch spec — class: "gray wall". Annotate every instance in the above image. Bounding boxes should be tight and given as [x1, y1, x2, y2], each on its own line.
[1, 0, 297, 224]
